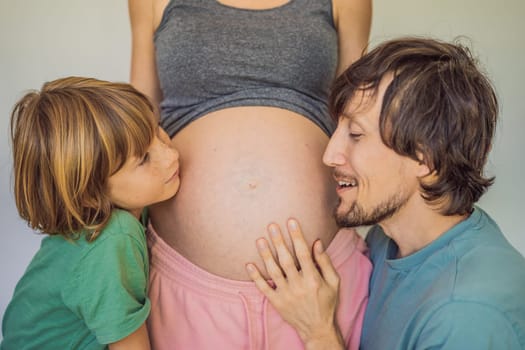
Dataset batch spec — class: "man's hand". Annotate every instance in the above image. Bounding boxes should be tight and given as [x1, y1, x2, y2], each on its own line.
[246, 219, 345, 350]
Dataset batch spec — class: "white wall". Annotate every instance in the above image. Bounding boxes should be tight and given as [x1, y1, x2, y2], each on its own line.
[1, 0, 524, 336]
[0, 0, 132, 335]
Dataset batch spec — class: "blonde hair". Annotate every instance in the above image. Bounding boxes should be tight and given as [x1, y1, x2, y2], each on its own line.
[11, 76, 156, 240]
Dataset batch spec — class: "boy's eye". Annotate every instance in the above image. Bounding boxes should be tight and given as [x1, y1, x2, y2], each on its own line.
[138, 152, 150, 166]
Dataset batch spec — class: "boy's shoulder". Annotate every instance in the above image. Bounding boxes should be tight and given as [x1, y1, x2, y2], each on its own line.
[99, 209, 145, 239]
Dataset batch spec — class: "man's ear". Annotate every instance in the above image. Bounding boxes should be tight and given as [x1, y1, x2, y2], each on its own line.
[415, 150, 432, 178]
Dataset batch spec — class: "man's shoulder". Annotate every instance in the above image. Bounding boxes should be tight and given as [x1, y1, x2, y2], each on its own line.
[441, 214, 525, 346]
[451, 208, 525, 297]
[419, 299, 525, 349]
[421, 234, 525, 349]
[451, 236, 525, 306]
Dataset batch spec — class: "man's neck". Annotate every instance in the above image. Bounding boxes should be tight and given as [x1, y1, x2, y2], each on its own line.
[379, 197, 468, 258]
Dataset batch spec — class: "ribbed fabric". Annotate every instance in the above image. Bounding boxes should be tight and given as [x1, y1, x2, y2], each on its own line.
[154, 0, 338, 136]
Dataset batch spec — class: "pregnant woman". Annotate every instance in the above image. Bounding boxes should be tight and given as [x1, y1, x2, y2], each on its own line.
[128, 0, 372, 348]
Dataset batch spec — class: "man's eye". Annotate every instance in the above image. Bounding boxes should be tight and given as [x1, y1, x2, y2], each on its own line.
[139, 152, 150, 166]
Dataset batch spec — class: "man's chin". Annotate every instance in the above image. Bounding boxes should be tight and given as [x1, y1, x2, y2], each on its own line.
[334, 202, 381, 228]
[335, 205, 363, 228]
[336, 198, 405, 228]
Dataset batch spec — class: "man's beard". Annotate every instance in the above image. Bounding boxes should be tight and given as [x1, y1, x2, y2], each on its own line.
[334, 192, 409, 228]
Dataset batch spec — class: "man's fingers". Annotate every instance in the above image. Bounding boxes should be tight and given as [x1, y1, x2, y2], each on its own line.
[256, 238, 288, 287]
[268, 224, 300, 280]
[287, 219, 317, 276]
[246, 263, 276, 297]
[313, 240, 340, 288]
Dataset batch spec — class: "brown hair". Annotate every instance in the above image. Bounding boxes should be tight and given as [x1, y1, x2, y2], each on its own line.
[11, 76, 156, 239]
[330, 37, 498, 215]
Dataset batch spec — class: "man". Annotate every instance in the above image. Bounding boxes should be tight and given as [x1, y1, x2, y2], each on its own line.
[246, 37, 525, 349]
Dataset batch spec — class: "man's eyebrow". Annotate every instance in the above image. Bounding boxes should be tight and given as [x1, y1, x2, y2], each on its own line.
[340, 112, 353, 120]
[341, 112, 362, 123]
[340, 110, 371, 130]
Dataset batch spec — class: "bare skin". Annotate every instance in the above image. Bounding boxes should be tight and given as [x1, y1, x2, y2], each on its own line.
[108, 324, 151, 350]
[247, 75, 471, 349]
[246, 219, 344, 350]
[128, 0, 372, 280]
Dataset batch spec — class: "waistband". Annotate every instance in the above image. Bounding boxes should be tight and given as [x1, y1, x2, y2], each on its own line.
[147, 222, 364, 302]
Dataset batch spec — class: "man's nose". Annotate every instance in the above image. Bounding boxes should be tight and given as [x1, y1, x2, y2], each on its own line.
[323, 129, 347, 167]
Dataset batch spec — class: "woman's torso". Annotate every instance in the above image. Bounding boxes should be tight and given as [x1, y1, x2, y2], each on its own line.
[150, 0, 339, 280]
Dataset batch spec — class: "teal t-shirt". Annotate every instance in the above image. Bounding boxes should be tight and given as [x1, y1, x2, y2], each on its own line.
[1, 210, 150, 350]
[361, 207, 525, 349]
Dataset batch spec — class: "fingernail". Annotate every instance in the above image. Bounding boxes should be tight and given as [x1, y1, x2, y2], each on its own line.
[246, 264, 255, 273]
[288, 219, 297, 230]
[257, 239, 267, 249]
[315, 240, 324, 254]
[269, 225, 279, 237]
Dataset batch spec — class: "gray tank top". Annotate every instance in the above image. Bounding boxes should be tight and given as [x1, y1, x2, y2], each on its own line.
[155, 0, 338, 136]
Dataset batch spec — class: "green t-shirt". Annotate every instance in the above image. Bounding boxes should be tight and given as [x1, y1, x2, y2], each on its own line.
[1, 210, 150, 349]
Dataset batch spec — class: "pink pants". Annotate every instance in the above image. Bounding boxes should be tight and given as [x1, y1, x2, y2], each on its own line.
[147, 225, 371, 350]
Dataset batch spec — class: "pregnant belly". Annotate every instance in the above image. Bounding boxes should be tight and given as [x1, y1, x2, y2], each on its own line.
[149, 107, 338, 280]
